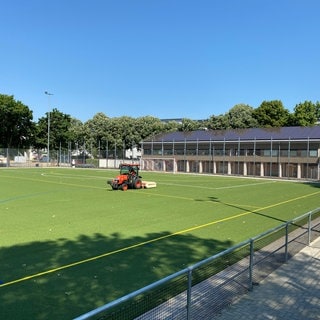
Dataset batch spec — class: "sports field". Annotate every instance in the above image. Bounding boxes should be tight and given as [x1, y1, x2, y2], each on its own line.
[0, 167, 319, 319]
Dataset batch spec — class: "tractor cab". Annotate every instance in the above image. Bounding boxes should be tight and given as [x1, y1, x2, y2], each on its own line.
[119, 164, 139, 177]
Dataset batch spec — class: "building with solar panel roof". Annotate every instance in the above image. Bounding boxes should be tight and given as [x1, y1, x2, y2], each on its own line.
[141, 126, 320, 180]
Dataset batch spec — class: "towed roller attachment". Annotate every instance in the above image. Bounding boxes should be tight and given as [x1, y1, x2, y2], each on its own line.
[141, 181, 157, 189]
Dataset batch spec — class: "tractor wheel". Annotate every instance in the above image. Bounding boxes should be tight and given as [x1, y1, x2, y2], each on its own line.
[133, 179, 142, 189]
[121, 184, 128, 191]
[110, 182, 119, 190]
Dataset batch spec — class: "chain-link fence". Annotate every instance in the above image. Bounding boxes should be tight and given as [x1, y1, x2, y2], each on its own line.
[0, 147, 136, 168]
[0, 147, 73, 167]
[74, 208, 320, 320]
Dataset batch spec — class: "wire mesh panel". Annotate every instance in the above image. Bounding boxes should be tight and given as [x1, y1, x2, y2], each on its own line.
[135, 273, 189, 320]
[253, 247, 287, 285]
[189, 244, 251, 319]
[252, 211, 319, 285]
[287, 219, 309, 258]
[310, 214, 320, 242]
[75, 272, 190, 320]
[251, 226, 287, 284]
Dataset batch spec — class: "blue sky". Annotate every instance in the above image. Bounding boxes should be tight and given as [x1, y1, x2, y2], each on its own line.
[1, 0, 320, 122]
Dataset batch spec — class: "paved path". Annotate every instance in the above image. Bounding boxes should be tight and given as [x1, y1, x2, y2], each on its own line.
[216, 237, 320, 320]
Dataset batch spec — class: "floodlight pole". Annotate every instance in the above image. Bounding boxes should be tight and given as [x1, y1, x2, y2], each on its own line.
[45, 91, 53, 165]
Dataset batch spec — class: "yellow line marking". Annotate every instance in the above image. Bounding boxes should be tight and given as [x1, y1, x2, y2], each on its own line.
[1, 189, 319, 288]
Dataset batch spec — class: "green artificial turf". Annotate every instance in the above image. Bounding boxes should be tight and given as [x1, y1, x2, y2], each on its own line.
[0, 167, 319, 319]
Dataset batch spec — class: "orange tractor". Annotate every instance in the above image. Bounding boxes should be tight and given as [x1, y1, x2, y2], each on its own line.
[107, 164, 143, 191]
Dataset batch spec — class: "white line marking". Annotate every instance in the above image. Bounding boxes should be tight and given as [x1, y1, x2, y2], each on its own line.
[159, 180, 276, 190]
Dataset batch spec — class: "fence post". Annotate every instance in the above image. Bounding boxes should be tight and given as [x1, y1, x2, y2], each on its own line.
[285, 223, 289, 262]
[249, 239, 254, 291]
[186, 267, 192, 320]
[308, 212, 312, 245]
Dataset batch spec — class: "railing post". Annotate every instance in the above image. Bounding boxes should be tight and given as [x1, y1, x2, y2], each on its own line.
[285, 223, 289, 262]
[308, 211, 312, 245]
[249, 239, 254, 291]
[186, 267, 193, 320]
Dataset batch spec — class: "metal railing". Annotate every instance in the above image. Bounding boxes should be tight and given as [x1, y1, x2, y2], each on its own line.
[74, 208, 320, 320]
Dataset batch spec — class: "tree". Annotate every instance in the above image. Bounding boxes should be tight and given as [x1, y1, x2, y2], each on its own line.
[135, 116, 166, 143]
[226, 104, 258, 129]
[67, 117, 86, 157]
[69, 118, 85, 148]
[206, 114, 229, 130]
[163, 120, 180, 133]
[178, 118, 202, 131]
[252, 100, 290, 127]
[110, 116, 137, 151]
[82, 113, 110, 157]
[83, 113, 109, 142]
[291, 101, 317, 126]
[315, 101, 320, 122]
[34, 108, 72, 151]
[0, 94, 35, 148]
[86, 116, 136, 158]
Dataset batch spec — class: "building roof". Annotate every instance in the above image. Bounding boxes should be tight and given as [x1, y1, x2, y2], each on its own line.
[144, 126, 320, 142]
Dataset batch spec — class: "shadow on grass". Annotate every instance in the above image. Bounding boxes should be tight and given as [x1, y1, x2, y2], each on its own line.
[205, 196, 289, 224]
[0, 232, 232, 320]
[304, 181, 320, 188]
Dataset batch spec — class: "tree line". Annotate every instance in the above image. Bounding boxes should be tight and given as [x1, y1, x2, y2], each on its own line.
[1, 94, 319, 156]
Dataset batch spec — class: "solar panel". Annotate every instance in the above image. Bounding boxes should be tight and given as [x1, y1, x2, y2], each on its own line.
[144, 126, 320, 142]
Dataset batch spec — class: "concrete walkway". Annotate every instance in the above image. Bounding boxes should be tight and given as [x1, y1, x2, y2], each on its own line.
[216, 237, 320, 320]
